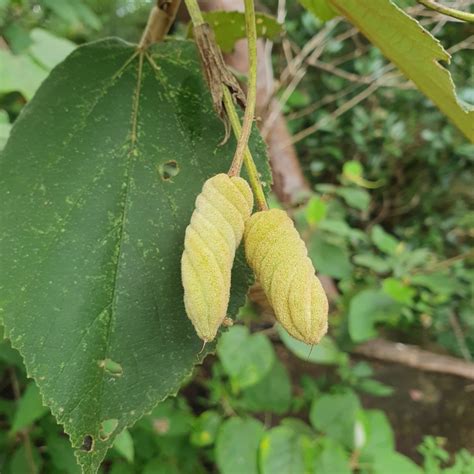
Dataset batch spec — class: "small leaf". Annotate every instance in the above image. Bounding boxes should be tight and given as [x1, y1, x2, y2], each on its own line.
[310, 390, 360, 449]
[28, 28, 76, 70]
[360, 410, 395, 461]
[305, 196, 327, 225]
[47, 433, 81, 474]
[281, 418, 315, 438]
[190, 410, 222, 447]
[313, 438, 351, 474]
[278, 325, 345, 365]
[348, 289, 400, 342]
[259, 426, 306, 474]
[299, 0, 338, 22]
[199, 11, 283, 53]
[42, 0, 101, 30]
[382, 278, 415, 305]
[109, 462, 135, 474]
[371, 225, 400, 255]
[8, 444, 43, 474]
[216, 418, 264, 474]
[113, 429, 134, 463]
[241, 360, 292, 414]
[409, 273, 457, 295]
[342, 160, 384, 189]
[353, 253, 391, 274]
[371, 451, 422, 474]
[329, 0, 474, 141]
[10, 382, 49, 434]
[336, 187, 370, 211]
[310, 235, 352, 279]
[146, 398, 194, 437]
[0, 50, 47, 99]
[357, 379, 394, 397]
[217, 326, 275, 389]
[317, 219, 367, 242]
[343, 160, 363, 180]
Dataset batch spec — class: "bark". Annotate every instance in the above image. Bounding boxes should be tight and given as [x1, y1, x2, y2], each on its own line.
[354, 339, 474, 381]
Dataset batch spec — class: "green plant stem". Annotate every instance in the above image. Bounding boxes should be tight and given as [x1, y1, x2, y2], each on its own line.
[184, 0, 268, 210]
[228, 0, 258, 176]
[417, 0, 474, 23]
[184, 0, 205, 25]
[222, 87, 268, 210]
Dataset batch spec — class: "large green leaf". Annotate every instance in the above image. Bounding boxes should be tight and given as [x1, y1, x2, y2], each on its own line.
[0, 38, 270, 473]
[329, 0, 474, 142]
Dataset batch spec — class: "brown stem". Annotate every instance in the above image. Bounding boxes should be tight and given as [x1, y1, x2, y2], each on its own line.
[139, 0, 182, 50]
[353, 339, 474, 381]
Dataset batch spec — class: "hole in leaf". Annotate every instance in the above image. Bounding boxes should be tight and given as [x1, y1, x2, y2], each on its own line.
[99, 418, 119, 441]
[98, 358, 123, 377]
[81, 435, 94, 452]
[158, 160, 180, 180]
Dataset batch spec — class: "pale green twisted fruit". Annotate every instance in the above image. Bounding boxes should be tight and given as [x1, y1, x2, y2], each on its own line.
[245, 209, 328, 345]
[181, 173, 254, 342]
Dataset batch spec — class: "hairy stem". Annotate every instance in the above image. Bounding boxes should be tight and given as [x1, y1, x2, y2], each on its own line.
[417, 0, 474, 23]
[185, 0, 268, 210]
[228, 0, 258, 176]
[223, 87, 268, 210]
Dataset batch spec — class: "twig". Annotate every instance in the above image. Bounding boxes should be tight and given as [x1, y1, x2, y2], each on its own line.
[353, 339, 474, 380]
[417, 0, 474, 23]
[279, 20, 341, 87]
[138, 0, 182, 50]
[261, 67, 306, 139]
[411, 249, 474, 274]
[184, 0, 268, 210]
[229, 0, 258, 176]
[286, 81, 380, 149]
[286, 82, 361, 121]
[449, 313, 472, 361]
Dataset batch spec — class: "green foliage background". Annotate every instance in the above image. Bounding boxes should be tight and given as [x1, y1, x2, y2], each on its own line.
[0, 0, 473, 473]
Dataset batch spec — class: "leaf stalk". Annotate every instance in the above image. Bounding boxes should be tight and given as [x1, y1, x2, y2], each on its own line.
[417, 0, 474, 23]
[228, 0, 258, 177]
[184, 0, 268, 210]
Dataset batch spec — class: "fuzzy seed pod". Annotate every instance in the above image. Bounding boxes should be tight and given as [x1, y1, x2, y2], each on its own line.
[181, 173, 253, 342]
[244, 209, 328, 345]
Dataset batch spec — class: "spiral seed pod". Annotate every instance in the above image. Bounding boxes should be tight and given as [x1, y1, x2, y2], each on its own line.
[181, 173, 254, 342]
[244, 209, 328, 345]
